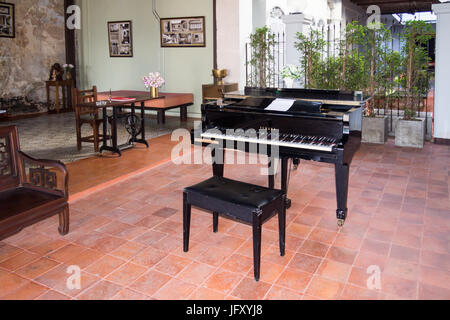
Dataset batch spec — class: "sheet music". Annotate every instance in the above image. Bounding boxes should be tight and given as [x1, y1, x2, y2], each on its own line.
[265, 99, 295, 112]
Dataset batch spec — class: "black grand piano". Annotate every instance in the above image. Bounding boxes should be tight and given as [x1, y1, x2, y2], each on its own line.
[192, 87, 369, 226]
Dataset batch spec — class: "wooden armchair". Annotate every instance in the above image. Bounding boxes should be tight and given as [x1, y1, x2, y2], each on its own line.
[73, 86, 111, 152]
[0, 126, 69, 241]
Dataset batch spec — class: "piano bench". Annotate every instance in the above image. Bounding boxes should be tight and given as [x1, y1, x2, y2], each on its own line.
[183, 176, 286, 281]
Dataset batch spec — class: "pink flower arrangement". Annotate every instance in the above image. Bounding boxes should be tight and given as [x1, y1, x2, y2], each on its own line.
[143, 72, 165, 89]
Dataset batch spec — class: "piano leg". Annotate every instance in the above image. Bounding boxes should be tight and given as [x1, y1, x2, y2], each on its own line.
[281, 158, 292, 209]
[212, 148, 224, 177]
[335, 163, 349, 227]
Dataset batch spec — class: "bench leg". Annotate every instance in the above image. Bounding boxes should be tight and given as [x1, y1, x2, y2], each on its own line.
[213, 212, 219, 233]
[278, 196, 286, 257]
[183, 192, 191, 252]
[58, 205, 70, 236]
[252, 213, 262, 282]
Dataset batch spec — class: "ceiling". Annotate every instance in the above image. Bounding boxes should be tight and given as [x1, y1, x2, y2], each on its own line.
[350, 0, 441, 14]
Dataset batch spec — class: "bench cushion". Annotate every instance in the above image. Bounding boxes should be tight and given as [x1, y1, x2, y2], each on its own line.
[0, 188, 64, 221]
[185, 176, 283, 209]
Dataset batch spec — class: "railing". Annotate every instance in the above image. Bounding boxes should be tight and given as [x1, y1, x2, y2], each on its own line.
[245, 19, 435, 136]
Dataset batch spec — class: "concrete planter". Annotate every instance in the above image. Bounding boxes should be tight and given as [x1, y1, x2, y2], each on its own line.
[362, 116, 389, 144]
[395, 118, 425, 148]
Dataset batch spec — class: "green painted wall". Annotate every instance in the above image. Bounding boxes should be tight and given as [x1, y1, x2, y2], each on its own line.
[77, 0, 214, 117]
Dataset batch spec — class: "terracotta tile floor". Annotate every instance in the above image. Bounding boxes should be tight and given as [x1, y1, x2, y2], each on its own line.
[0, 140, 449, 300]
[67, 134, 187, 199]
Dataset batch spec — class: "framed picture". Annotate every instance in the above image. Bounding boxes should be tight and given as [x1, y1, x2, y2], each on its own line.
[108, 20, 133, 57]
[0, 2, 14, 38]
[160, 16, 205, 48]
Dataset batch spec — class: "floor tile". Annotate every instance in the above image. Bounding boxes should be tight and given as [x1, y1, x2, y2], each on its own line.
[306, 276, 344, 300]
[231, 277, 272, 300]
[153, 278, 197, 300]
[105, 262, 147, 286]
[129, 270, 172, 296]
[77, 280, 123, 300]
[275, 268, 312, 293]
[204, 270, 244, 295]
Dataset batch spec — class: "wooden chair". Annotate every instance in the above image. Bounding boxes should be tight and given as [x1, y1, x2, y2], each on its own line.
[72, 86, 111, 152]
[0, 126, 69, 241]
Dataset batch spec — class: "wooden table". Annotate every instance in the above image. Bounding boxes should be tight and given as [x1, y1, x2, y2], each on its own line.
[46, 80, 74, 113]
[98, 91, 194, 124]
[80, 94, 164, 156]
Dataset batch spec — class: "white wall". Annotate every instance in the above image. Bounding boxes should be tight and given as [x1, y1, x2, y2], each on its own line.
[433, 3, 450, 140]
[77, 0, 214, 118]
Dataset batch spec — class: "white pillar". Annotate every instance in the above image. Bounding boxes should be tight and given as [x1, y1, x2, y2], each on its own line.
[217, 0, 241, 84]
[281, 13, 312, 67]
[432, 3, 450, 141]
[253, 0, 267, 31]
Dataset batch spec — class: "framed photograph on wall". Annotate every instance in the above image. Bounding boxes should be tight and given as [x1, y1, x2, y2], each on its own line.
[108, 20, 133, 57]
[0, 2, 15, 38]
[160, 16, 205, 48]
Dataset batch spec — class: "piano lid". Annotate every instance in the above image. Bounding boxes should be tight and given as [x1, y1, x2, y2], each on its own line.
[224, 87, 371, 107]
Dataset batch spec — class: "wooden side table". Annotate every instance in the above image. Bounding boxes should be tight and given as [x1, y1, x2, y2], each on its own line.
[46, 80, 74, 113]
[202, 83, 239, 103]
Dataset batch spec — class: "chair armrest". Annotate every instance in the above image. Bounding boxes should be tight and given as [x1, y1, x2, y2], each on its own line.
[17, 151, 69, 199]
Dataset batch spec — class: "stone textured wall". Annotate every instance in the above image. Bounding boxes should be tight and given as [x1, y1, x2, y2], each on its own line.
[0, 0, 65, 106]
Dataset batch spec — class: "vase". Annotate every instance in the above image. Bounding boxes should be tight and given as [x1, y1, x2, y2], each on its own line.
[150, 87, 159, 98]
[65, 71, 72, 80]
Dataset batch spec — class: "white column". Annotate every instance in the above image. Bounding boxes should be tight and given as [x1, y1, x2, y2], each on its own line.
[281, 13, 312, 67]
[432, 3, 450, 141]
[217, 0, 241, 84]
[253, 0, 267, 30]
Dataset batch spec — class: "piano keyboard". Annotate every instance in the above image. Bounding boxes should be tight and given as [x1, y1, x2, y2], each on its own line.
[200, 132, 337, 152]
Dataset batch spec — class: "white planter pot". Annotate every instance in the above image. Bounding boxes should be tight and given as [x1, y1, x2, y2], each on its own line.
[395, 119, 425, 148]
[362, 116, 389, 144]
[284, 78, 295, 88]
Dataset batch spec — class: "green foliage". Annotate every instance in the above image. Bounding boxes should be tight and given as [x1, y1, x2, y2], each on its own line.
[401, 20, 434, 119]
[294, 29, 326, 89]
[247, 26, 277, 88]
[293, 20, 435, 119]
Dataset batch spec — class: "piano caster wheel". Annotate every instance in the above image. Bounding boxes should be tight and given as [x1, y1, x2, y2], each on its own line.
[337, 219, 345, 227]
[285, 198, 292, 209]
[293, 159, 300, 170]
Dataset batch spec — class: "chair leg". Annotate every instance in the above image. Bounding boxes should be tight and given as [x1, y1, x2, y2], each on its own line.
[58, 205, 70, 236]
[76, 122, 82, 151]
[213, 212, 219, 233]
[183, 192, 192, 252]
[252, 213, 262, 282]
[278, 196, 286, 257]
[93, 122, 100, 152]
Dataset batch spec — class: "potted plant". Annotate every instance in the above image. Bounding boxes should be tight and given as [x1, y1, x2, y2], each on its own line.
[246, 26, 276, 92]
[395, 21, 434, 148]
[63, 64, 74, 80]
[280, 64, 301, 88]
